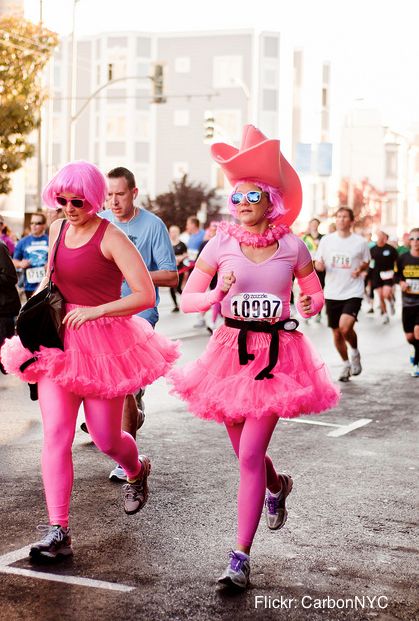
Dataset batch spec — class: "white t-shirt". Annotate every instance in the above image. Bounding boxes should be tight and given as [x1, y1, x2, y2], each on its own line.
[315, 232, 370, 300]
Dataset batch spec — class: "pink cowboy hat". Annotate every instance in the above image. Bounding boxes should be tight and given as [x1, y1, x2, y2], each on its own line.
[211, 124, 302, 226]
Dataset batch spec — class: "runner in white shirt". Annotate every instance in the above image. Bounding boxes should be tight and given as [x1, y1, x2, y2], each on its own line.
[315, 207, 370, 381]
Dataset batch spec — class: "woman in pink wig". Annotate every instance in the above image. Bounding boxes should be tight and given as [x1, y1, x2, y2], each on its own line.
[1, 161, 179, 560]
[169, 126, 340, 589]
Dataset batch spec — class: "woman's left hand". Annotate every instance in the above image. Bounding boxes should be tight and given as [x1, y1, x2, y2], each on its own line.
[63, 306, 103, 330]
[298, 294, 312, 314]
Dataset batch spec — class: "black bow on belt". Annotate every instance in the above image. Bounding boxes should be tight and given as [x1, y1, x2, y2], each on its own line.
[224, 317, 299, 381]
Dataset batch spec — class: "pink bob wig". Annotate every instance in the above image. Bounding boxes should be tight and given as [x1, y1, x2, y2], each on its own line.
[42, 161, 107, 215]
[227, 178, 287, 222]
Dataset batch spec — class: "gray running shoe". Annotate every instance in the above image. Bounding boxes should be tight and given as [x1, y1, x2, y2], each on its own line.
[218, 550, 250, 589]
[122, 455, 151, 515]
[109, 464, 127, 482]
[265, 473, 293, 530]
[30, 525, 73, 559]
[350, 352, 362, 376]
[339, 365, 351, 382]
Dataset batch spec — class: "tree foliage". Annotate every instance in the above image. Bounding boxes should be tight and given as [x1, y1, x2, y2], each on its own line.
[338, 177, 384, 229]
[144, 174, 222, 229]
[0, 16, 58, 194]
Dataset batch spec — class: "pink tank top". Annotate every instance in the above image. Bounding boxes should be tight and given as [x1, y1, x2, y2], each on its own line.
[52, 219, 123, 305]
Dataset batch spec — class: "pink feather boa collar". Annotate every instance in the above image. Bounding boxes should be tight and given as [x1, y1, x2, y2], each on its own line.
[217, 220, 290, 247]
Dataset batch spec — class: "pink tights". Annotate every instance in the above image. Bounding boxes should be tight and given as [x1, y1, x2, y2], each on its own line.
[225, 415, 280, 548]
[38, 377, 141, 527]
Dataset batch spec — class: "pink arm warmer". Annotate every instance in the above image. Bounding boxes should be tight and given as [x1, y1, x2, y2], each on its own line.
[296, 270, 325, 318]
[180, 267, 226, 313]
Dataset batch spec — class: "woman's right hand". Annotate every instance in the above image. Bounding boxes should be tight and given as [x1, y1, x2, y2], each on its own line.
[221, 271, 236, 292]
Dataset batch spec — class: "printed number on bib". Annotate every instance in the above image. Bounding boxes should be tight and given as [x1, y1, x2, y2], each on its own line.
[332, 254, 351, 269]
[231, 293, 282, 320]
[379, 270, 394, 281]
[26, 266, 46, 284]
[406, 279, 419, 294]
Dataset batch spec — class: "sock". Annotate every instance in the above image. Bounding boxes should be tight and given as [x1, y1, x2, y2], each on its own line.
[349, 347, 359, 356]
[268, 489, 282, 498]
[414, 340, 419, 365]
[343, 359, 351, 368]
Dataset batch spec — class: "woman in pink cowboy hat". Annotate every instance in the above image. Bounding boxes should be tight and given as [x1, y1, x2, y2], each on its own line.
[169, 125, 340, 589]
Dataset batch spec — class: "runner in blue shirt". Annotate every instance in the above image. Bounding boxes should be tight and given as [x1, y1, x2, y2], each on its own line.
[99, 166, 177, 481]
[13, 213, 48, 300]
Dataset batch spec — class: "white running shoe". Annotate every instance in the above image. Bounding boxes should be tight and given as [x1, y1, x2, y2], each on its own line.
[382, 313, 390, 325]
[217, 551, 250, 589]
[339, 365, 351, 382]
[411, 364, 419, 378]
[109, 464, 127, 482]
[350, 352, 362, 376]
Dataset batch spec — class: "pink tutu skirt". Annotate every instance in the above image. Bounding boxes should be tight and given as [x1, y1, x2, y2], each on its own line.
[1, 303, 180, 399]
[169, 324, 340, 424]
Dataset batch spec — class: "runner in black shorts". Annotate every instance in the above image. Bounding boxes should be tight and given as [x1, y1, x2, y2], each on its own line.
[315, 208, 370, 382]
[370, 231, 398, 324]
[396, 228, 419, 377]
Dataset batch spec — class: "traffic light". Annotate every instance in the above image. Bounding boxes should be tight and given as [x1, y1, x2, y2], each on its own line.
[204, 111, 215, 142]
[152, 63, 166, 104]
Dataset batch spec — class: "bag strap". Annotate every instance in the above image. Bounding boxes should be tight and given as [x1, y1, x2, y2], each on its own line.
[49, 219, 66, 279]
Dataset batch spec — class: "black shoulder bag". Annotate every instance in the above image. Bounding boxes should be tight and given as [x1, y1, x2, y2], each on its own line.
[16, 220, 66, 399]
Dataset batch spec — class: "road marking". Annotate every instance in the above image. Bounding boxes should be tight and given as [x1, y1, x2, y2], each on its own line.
[0, 546, 135, 592]
[288, 417, 372, 437]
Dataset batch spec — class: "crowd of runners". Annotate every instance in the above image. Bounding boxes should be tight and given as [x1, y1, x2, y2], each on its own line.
[0, 124, 417, 591]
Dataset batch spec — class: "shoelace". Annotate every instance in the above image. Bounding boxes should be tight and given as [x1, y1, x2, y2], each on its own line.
[36, 524, 65, 545]
[266, 495, 280, 515]
[229, 551, 248, 573]
[122, 481, 144, 500]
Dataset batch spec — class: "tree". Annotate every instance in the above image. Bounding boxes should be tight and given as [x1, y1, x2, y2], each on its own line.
[338, 177, 384, 229]
[0, 16, 58, 194]
[144, 174, 221, 229]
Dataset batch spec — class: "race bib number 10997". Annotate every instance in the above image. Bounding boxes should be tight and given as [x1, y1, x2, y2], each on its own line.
[231, 293, 282, 320]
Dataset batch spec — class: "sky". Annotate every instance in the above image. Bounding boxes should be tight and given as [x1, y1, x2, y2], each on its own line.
[24, 0, 418, 135]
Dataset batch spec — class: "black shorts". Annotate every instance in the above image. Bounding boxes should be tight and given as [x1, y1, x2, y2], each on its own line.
[402, 306, 419, 333]
[372, 276, 394, 290]
[325, 298, 363, 329]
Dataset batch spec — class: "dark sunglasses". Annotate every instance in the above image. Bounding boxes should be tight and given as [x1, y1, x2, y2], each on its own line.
[409, 236, 419, 241]
[56, 196, 86, 208]
[231, 191, 265, 205]
[31, 221, 44, 225]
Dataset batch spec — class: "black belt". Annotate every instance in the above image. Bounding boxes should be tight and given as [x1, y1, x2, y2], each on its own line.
[224, 317, 299, 381]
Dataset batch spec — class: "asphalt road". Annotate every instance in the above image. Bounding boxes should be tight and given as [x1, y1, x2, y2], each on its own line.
[0, 293, 417, 621]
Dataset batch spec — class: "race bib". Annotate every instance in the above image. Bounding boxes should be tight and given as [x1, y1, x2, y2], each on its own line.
[406, 279, 419, 294]
[331, 254, 351, 269]
[231, 293, 282, 320]
[26, 266, 46, 284]
[380, 270, 394, 281]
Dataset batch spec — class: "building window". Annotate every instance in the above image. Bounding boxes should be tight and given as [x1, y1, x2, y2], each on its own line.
[137, 62, 151, 80]
[263, 37, 279, 58]
[135, 112, 151, 141]
[386, 150, 398, 178]
[135, 143, 150, 162]
[106, 89, 127, 104]
[106, 142, 126, 157]
[213, 56, 243, 88]
[106, 116, 126, 139]
[175, 57, 191, 73]
[173, 110, 190, 126]
[137, 37, 151, 57]
[173, 162, 189, 180]
[262, 89, 277, 111]
[107, 36, 128, 48]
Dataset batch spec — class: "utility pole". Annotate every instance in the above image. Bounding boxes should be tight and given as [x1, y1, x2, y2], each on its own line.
[36, 0, 43, 210]
[67, 0, 80, 161]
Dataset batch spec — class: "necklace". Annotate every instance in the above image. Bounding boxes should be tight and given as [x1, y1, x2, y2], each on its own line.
[217, 220, 290, 247]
